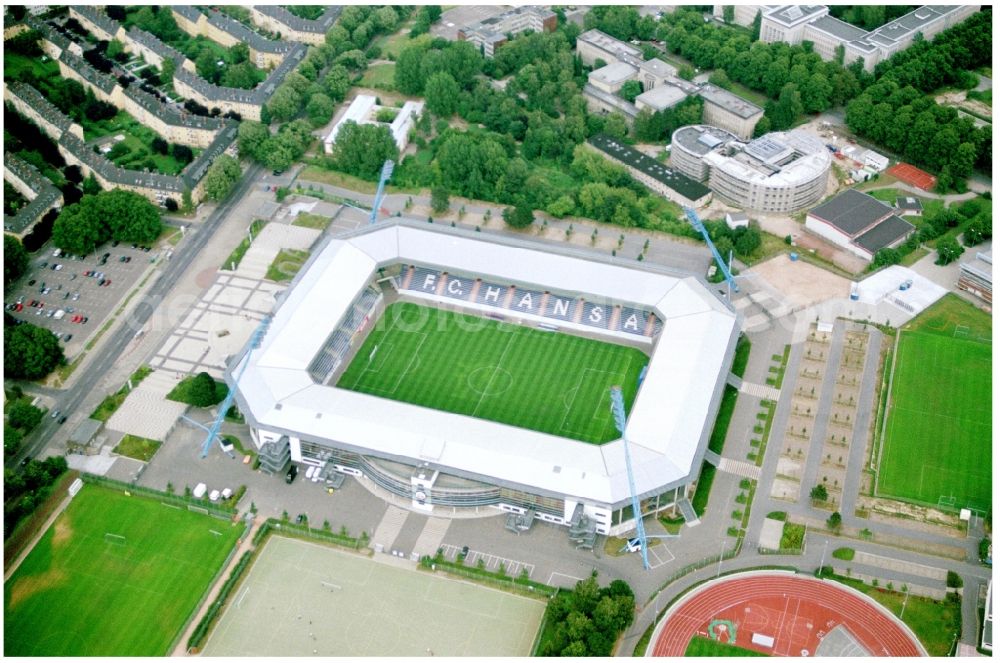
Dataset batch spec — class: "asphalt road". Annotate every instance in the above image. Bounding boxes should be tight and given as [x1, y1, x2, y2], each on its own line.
[7, 165, 263, 471]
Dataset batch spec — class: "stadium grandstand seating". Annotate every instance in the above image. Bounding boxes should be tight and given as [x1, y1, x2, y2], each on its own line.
[400, 264, 661, 338]
[307, 287, 382, 383]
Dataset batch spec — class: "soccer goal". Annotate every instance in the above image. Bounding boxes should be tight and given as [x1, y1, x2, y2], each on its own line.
[104, 533, 127, 545]
[954, 325, 970, 338]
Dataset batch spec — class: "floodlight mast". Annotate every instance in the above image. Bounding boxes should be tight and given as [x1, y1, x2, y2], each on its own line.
[201, 316, 271, 458]
[610, 386, 650, 570]
[684, 207, 740, 293]
[368, 160, 395, 225]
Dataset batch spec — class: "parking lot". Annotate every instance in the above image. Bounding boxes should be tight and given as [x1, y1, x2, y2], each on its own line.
[4, 241, 161, 357]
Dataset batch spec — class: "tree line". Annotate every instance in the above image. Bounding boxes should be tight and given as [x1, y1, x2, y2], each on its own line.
[537, 573, 635, 656]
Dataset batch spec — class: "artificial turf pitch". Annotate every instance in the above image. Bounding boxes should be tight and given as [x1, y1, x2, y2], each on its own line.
[337, 302, 647, 444]
[4, 485, 242, 656]
[684, 635, 768, 656]
[877, 330, 991, 511]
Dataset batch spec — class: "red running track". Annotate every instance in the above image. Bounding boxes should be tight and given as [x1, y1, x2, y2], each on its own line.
[651, 572, 923, 657]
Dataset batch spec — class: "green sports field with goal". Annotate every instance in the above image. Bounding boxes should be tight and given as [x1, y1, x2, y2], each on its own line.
[4, 485, 242, 656]
[337, 302, 647, 444]
[876, 295, 991, 511]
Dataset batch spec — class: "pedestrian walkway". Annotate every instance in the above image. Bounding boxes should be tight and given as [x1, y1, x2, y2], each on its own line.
[411, 517, 450, 559]
[718, 457, 761, 481]
[105, 370, 187, 441]
[739, 380, 782, 401]
[676, 497, 699, 526]
[703, 450, 721, 466]
[370, 505, 410, 553]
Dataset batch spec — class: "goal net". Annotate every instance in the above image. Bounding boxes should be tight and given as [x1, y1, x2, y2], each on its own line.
[104, 533, 126, 545]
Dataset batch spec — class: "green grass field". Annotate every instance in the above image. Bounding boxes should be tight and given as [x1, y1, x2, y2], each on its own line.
[685, 635, 768, 656]
[4, 485, 242, 656]
[337, 302, 646, 444]
[877, 295, 991, 511]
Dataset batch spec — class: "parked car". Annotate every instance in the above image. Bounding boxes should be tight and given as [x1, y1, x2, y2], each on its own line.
[63, 333, 72, 342]
[27, 279, 36, 286]
[103, 279, 111, 287]
[285, 465, 298, 483]
[58, 416, 67, 425]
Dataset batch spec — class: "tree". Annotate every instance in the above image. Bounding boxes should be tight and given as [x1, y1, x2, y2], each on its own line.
[4, 235, 29, 288]
[546, 194, 576, 218]
[98, 189, 163, 243]
[7, 400, 43, 432]
[677, 64, 695, 81]
[708, 69, 732, 90]
[374, 6, 398, 31]
[306, 93, 334, 127]
[266, 85, 303, 123]
[431, 186, 450, 214]
[221, 61, 262, 90]
[106, 38, 126, 62]
[322, 65, 351, 102]
[935, 236, 964, 265]
[152, 136, 169, 155]
[331, 121, 398, 179]
[187, 371, 221, 407]
[870, 247, 901, 268]
[810, 484, 828, 502]
[195, 49, 221, 85]
[237, 121, 270, 161]
[394, 43, 429, 94]
[424, 71, 460, 117]
[733, 226, 761, 257]
[619, 80, 643, 103]
[4, 323, 64, 379]
[750, 9, 762, 40]
[826, 511, 842, 531]
[161, 57, 176, 84]
[229, 42, 249, 65]
[52, 198, 105, 255]
[172, 144, 193, 165]
[203, 155, 242, 202]
[603, 113, 628, 141]
[502, 203, 534, 229]
[963, 215, 991, 246]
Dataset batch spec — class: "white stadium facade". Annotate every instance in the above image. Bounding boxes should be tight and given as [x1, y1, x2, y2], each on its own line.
[229, 220, 739, 536]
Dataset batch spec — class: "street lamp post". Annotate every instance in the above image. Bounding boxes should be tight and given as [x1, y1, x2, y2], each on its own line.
[819, 539, 829, 575]
[717, 539, 725, 578]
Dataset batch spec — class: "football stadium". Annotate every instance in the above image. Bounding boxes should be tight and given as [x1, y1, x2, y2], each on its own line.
[230, 219, 738, 536]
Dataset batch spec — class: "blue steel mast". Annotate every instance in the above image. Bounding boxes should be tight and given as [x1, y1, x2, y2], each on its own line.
[610, 386, 649, 570]
[684, 207, 740, 293]
[368, 160, 395, 225]
[201, 316, 270, 458]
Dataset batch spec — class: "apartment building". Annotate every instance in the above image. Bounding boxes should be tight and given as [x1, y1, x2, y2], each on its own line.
[456, 6, 557, 57]
[3, 153, 64, 236]
[249, 6, 342, 45]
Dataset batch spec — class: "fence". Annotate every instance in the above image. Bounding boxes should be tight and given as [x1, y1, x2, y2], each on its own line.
[422, 554, 558, 598]
[187, 550, 254, 651]
[254, 518, 366, 551]
[81, 473, 236, 521]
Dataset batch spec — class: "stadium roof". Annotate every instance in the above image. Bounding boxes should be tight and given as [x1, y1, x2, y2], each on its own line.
[234, 220, 738, 506]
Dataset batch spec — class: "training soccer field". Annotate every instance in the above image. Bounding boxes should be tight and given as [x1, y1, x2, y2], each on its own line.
[337, 302, 647, 444]
[202, 536, 546, 657]
[4, 485, 242, 656]
[876, 299, 992, 511]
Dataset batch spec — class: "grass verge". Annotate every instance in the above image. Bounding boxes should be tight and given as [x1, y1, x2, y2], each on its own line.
[90, 366, 154, 421]
[221, 219, 267, 271]
[265, 249, 309, 282]
[112, 434, 161, 462]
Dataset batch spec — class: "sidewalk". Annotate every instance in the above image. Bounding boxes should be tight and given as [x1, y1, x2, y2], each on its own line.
[171, 516, 262, 656]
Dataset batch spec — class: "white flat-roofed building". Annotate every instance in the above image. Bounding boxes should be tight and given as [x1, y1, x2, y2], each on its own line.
[231, 220, 738, 535]
[958, 248, 992, 305]
[576, 28, 643, 67]
[702, 129, 831, 213]
[638, 58, 677, 90]
[669, 124, 741, 181]
[324, 95, 423, 153]
[698, 84, 764, 140]
[588, 61, 639, 94]
[635, 83, 687, 113]
[760, 5, 828, 43]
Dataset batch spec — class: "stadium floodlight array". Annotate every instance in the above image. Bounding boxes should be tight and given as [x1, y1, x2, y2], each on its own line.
[610, 385, 649, 570]
[201, 315, 271, 458]
[684, 207, 739, 293]
[369, 160, 395, 225]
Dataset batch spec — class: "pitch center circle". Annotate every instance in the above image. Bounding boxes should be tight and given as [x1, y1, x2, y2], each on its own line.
[467, 366, 513, 397]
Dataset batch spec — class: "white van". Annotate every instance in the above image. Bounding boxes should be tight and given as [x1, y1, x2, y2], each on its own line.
[209, 489, 221, 502]
[53, 309, 65, 320]
[52, 248, 62, 258]
[193, 482, 207, 499]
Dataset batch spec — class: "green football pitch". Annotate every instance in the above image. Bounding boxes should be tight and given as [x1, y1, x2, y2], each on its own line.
[876, 297, 992, 511]
[4, 485, 242, 656]
[337, 302, 648, 444]
[685, 635, 768, 656]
